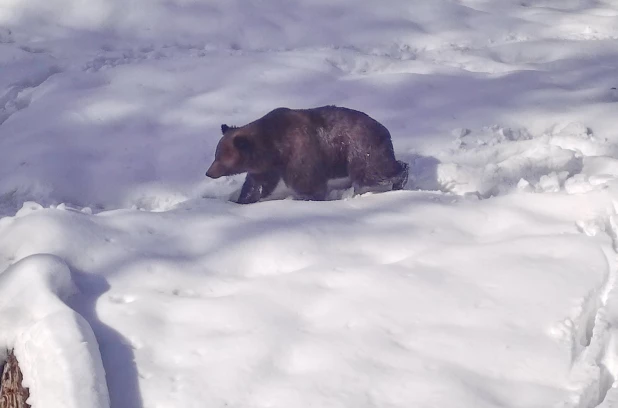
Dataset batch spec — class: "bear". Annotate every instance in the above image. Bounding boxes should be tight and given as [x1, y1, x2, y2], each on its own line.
[205, 105, 409, 204]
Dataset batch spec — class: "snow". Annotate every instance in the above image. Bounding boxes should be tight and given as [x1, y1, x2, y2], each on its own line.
[0, 253, 110, 408]
[2, 1, 618, 408]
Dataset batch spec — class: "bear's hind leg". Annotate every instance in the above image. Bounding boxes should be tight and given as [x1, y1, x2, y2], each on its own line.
[391, 160, 409, 190]
[349, 158, 409, 194]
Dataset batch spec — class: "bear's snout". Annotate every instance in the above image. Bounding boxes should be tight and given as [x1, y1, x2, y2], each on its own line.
[206, 162, 224, 179]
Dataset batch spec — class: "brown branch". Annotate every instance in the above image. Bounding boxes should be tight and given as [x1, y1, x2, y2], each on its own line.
[0, 350, 30, 408]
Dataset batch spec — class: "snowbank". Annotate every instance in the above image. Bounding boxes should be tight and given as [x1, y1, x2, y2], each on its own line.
[0, 191, 616, 407]
[0, 253, 110, 408]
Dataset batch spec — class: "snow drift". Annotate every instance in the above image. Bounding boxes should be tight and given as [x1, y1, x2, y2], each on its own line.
[0, 253, 110, 408]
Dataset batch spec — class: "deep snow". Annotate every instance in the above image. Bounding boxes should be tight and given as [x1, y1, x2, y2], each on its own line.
[2, 1, 618, 407]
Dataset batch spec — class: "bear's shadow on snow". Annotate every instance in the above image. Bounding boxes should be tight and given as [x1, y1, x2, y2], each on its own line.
[67, 269, 143, 408]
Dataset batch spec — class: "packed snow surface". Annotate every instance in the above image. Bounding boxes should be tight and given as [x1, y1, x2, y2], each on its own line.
[2, 1, 618, 408]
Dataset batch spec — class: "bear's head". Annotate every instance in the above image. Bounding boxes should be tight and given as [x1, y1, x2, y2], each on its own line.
[205, 124, 261, 179]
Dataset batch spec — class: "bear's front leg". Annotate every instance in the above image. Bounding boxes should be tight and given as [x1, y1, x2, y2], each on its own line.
[237, 174, 262, 204]
[237, 171, 281, 204]
[256, 170, 281, 200]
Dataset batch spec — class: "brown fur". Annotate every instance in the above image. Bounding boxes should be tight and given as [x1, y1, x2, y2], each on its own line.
[206, 106, 409, 204]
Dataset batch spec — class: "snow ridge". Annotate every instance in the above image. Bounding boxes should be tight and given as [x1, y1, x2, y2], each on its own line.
[0, 254, 110, 408]
[563, 205, 618, 408]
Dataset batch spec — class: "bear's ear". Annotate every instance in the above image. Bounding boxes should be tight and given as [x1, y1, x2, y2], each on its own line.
[233, 135, 253, 153]
[221, 124, 230, 134]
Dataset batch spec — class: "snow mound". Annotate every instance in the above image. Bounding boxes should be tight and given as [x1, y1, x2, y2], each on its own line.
[0, 254, 110, 408]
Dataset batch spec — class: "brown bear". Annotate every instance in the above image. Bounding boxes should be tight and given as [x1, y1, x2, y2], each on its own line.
[205, 105, 409, 204]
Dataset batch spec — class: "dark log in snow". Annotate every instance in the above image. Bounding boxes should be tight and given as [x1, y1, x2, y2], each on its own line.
[0, 350, 30, 408]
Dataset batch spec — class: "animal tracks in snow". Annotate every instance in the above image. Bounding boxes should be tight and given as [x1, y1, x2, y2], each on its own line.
[424, 122, 618, 199]
[0, 66, 61, 126]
